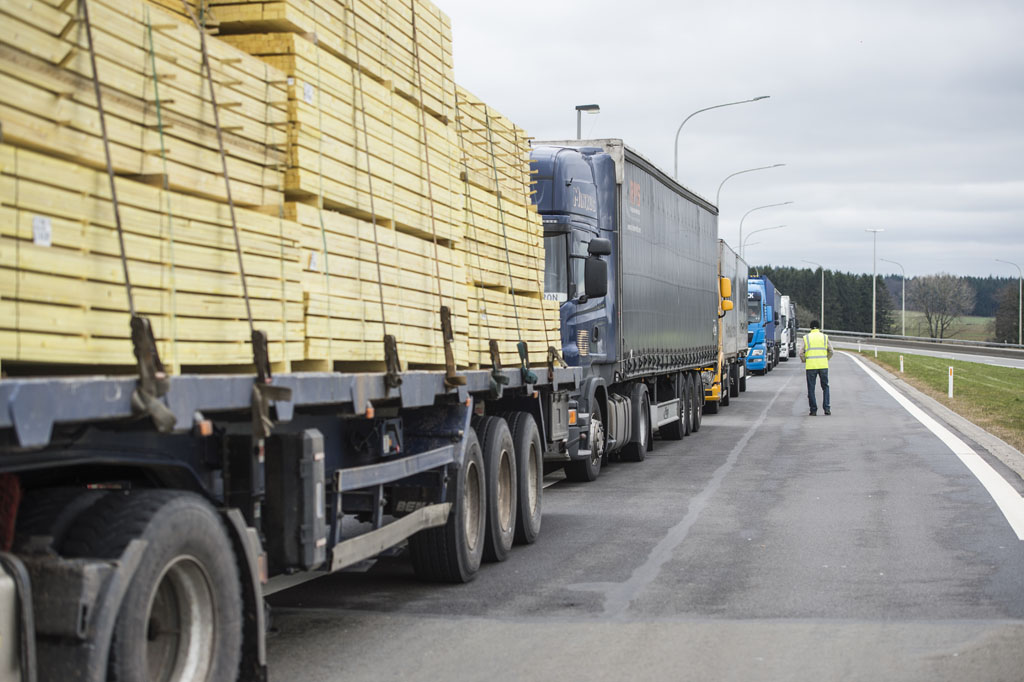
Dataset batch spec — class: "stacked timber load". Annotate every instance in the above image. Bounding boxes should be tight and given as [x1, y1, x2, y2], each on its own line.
[0, 0, 561, 375]
[454, 86, 561, 367]
[0, 0, 301, 374]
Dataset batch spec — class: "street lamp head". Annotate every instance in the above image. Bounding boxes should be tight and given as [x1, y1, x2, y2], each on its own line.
[865, 228, 884, 233]
[752, 95, 770, 101]
[575, 104, 601, 113]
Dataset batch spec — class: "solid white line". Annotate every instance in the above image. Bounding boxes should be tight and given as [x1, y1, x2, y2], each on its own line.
[845, 352, 1024, 540]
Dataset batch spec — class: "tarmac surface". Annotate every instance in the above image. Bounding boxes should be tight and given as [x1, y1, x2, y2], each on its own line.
[266, 353, 1024, 681]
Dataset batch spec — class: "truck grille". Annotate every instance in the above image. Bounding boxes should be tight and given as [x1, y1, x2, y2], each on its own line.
[577, 330, 589, 356]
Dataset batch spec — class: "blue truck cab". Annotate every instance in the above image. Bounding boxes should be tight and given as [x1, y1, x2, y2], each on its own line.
[746, 275, 777, 374]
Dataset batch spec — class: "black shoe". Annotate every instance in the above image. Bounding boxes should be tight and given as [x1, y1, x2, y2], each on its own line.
[824, 409, 831, 415]
[809, 411, 817, 416]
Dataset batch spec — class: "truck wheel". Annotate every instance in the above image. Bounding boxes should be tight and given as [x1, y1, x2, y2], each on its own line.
[729, 364, 740, 398]
[622, 386, 649, 462]
[704, 395, 719, 414]
[14, 486, 107, 552]
[658, 373, 686, 441]
[410, 430, 486, 582]
[565, 411, 604, 482]
[503, 412, 543, 545]
[61, 490, 242, 682]
[473, 416, 517, 562]
[690, 373, 703, 433]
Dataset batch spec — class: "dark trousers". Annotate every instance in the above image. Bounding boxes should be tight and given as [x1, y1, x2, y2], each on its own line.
[806, 368, 830, 413]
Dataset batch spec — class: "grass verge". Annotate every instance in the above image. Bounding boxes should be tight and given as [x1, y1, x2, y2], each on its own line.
[857, 350, 1024, 452]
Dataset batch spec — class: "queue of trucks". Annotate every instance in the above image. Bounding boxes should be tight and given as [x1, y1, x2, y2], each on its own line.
[0, 127, 808, 680]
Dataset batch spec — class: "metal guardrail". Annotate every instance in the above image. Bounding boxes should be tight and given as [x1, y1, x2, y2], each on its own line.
[797, 328, 1024, 360]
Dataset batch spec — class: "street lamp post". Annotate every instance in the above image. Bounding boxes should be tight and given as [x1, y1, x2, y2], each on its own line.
[741, 225, 786, 256]
[673, 96, 770, 180]
[995, 259, 1023, 346]
[738, 201, 792, 259]
[715, 164, 785, 208]
[880, 257, 905, 337]
[865, 228, 884, 338]
[802, 259, 824, 329]
[575, 104, 600, 139]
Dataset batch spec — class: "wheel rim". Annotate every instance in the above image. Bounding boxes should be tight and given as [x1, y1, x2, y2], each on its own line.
[590, 413, 606, 466]
[638, 398, 648, 447]
[526, 440, 540, 518]
[464, 459, 482, 553]
[497, 448, 513, 532]
[145, 556, 216, 682]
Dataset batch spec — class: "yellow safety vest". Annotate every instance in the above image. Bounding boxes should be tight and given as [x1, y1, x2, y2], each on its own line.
[804, 329, 829, 370]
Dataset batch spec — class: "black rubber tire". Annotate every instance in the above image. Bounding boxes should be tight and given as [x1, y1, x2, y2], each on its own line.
[681, 372, 693, 436]
[658, 373, 686, 441]
[690, 373, 703, 433]
[621, 386, 649, 462]
[565, 411, 604, 482]
[473, 416, 517, 563]
[704, 395, 719, 414]
[502, 411, 543, 545]
[14, 486, 108, 553]
[61, 490, 242, 682]
[729, 364, 740, 398]
[410, 430, 486, 582]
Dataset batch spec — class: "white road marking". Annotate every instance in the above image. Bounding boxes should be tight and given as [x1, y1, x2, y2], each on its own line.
[846, 352, 1024, 540]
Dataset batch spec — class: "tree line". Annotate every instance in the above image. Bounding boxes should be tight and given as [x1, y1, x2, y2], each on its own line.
[753, 267, 1021, 344]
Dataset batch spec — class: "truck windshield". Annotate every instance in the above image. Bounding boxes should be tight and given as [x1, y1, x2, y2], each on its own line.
[747, 297, 762, 324]
[544, 234, 568, 302]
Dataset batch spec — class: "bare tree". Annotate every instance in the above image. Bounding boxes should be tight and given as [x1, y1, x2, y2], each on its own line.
[909, 274, 975, 339]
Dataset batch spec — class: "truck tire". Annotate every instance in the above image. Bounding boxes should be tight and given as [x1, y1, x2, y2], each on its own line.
[681, 373, 693, 436]
[473, 416, 517, 562]
[621, 386, 649, 462]
[658, 373, 686, 441]
[14, 486, 107, 553]
[61, 490, 242, 682]
[704, 394, 719, 414]
[689, 373, 703, 433]
[410, 430, 486, 583]
[729, 364, 740, 398]
[565, 411, 604, 482]
[503, 412, 543, 545]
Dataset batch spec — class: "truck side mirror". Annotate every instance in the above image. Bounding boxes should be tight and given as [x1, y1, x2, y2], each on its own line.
[721, 299, 734, 312]
[587, 238, 612, 256]
[584, 256, 608, 298]
[719, 276, 732, 299]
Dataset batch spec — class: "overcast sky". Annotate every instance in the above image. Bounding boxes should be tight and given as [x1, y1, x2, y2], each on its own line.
[439, 0, 1024, 279]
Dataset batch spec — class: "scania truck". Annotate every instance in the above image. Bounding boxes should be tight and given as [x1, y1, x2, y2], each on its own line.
[532, 139, 724, 481]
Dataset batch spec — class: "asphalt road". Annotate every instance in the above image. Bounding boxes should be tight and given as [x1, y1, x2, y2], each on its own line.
[831, 340, 1024, 370]
[266, 354, 1024, 681]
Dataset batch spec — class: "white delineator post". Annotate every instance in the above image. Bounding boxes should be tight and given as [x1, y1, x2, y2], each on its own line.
[948, 366, 954, 398]
[900, 355, 904, 373]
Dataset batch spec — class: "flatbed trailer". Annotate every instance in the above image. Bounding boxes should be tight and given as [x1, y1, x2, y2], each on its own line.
[0, 363, 581, 681]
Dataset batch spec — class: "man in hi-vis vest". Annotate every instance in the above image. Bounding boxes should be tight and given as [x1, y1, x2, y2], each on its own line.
[799, 320, 834, 416]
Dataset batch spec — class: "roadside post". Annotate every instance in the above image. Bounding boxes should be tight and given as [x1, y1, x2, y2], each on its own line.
[899, 355, 904, 373]
[948, 366, 954, 398]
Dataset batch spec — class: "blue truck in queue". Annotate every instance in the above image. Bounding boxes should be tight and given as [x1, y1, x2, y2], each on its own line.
[531, 139, 728, 482]
[746, 275, 779, 374]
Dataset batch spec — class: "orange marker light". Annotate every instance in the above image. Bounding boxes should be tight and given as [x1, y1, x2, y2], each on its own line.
[198, 420, 213, 437]
[568, 409, 577, 426]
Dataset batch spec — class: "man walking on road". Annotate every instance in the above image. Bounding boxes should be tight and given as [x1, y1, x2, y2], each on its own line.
[800, 320, 834, 416]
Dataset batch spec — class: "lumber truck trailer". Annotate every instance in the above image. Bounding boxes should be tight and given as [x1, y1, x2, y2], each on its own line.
[703, 241, 749, 413]
[746, 275, 778, 374]
[0, 361, 584, 681]
[531, 139, 722, 482]
[0, 0, 597, 678]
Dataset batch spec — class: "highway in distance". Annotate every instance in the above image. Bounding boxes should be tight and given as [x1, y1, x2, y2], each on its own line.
[266, 354, 1024, 681]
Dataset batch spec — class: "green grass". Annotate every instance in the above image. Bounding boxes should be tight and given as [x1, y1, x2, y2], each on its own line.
[898, 311, 995, 342]
[858, 350, 1024, 452]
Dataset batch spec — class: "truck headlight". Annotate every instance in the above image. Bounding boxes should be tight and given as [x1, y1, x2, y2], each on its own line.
[751, 349, 764, 357]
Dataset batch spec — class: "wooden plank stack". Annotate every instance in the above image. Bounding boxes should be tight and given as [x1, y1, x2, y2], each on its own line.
[0, 0, 562, 376]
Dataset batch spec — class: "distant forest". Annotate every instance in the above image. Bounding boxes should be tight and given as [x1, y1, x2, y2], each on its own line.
[752, 266, 1018, 338]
